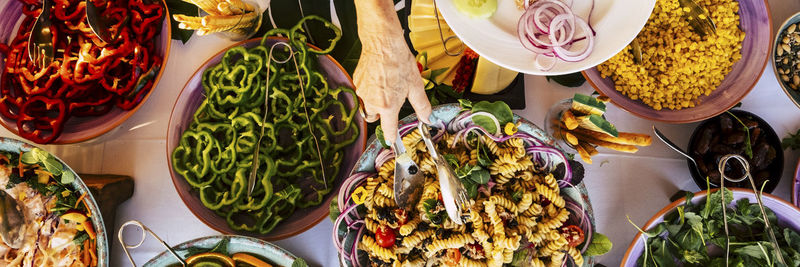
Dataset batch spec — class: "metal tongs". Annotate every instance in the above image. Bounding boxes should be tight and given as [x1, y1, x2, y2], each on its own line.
[718, 154, 786, 266]
[392, 131, 424, 211]
[418, 123, 470, 225]
[119, 220, 187, 267]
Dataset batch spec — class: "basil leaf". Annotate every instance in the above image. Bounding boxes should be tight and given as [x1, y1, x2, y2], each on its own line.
[458, 99, 473, 110]
[329, 198, 340, 222]
[291, 258, 309, 267]
[471, 101, 513, 134]
[584, 232, 613, 256]
[546, 72, 586, 87]
[375, 126, 389, 149]
[60, 171, 75, 184]
[43, 156, 63, 176]
[20, 151, 38, 165]
[443, 154, 460, 169]
[470, 169, 490, 185]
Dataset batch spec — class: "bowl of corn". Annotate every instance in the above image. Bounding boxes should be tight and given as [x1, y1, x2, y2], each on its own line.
[582, 0, 771, 123]
[772, 11, 800, 110]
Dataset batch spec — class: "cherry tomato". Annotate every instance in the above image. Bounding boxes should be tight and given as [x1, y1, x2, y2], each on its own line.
[467, 243, 484, 255]
[444, 248, 461, 266]
[560, 225, 585, 247]
[375, 225, 396, 248]
[438, 193, 443, 203]
[394, 208, 409, 225]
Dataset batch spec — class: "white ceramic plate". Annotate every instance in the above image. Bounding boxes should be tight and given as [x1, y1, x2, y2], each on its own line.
[436, 0, 656, 75]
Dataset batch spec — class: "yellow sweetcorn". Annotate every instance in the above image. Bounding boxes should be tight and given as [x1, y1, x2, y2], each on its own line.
[597, 0, 744, 110]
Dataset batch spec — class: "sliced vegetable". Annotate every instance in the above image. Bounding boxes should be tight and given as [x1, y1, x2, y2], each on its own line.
[453, 0, 498, 19]
[576, 115, 618, 137]
[571, 93, 606, 116]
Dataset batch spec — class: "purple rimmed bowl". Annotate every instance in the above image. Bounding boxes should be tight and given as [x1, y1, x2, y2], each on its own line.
[166, 37, 367, 240]
[0, 0, 171, 143]
[793, 159, 800, 207]
[582, 0, 771, 123]
[621, 189, 800, 266]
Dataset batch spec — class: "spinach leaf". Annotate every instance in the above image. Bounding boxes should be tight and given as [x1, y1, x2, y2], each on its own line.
[546, 72, 586, 87]
[782, 128, 800, 150]
[292, 258, 309, 267]
[329, 197, 340, 222]
[584, 232, 613, 256]
[471, 101, 513, 134]
[469, 168, 490, 185]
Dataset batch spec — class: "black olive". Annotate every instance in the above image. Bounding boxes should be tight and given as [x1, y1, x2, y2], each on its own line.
[442, 230, 452, 239]
[418, 223, 429, 232]
[395, 238, 402, 246]
[508, 218, 519, 228]
[431, 214, 444, 225]
[436, 228, 445, 237]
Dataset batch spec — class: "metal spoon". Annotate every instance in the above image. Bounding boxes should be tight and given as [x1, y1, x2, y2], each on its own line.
[86, 0, 118, 43]
[653, 126, 702, 174]
[27, 0, 54, 69]
[0, 190, 26, 249]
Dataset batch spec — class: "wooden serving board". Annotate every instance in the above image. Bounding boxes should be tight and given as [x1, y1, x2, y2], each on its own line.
[80, 174, 134, 242]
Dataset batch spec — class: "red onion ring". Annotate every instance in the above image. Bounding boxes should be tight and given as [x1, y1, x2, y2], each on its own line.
[518, 0, 595, 70]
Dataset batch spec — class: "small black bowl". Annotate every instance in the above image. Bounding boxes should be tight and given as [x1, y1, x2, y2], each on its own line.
[687, 110, 783, 193]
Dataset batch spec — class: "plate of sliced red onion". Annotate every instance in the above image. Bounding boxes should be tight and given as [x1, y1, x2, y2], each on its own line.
[436, 0, 656, 75]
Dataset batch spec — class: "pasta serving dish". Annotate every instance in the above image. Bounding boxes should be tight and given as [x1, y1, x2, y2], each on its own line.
[333, 103, 604, 267]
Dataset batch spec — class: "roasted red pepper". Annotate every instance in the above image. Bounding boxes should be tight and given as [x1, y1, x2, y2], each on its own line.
[0, 0, 164, 143]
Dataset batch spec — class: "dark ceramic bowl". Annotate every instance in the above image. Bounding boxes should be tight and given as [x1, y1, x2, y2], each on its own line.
[583, 0, 771, 123]
[166, 37, 367, 240]
[687, 110, 783, 193]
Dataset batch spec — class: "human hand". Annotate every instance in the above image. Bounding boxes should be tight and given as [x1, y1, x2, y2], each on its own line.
[353, 34, 432, 144]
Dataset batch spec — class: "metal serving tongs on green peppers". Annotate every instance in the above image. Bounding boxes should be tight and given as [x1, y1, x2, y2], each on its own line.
[717, 154, 786, 266]
[247, 41, 328, 197]
[119, 220, 188, 267]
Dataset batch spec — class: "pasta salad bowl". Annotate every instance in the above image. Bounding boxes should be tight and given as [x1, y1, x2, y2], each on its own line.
[332, 103, 601, 266]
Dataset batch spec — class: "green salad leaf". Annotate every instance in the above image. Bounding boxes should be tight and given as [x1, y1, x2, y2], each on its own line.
[584, 232, 613, 256]
[471, 101, 513, 134]
[632, 188, 800, 266]
[291, 258, 309, 267]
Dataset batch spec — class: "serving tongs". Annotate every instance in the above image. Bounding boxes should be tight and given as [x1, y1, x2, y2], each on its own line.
[119, 220, 187, 267]
[717, 154, 786, 266]
[418, 123, 470, 225]
[392, 132, 424, 211]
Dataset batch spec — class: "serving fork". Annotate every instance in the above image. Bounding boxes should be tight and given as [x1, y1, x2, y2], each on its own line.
[678, 0, 717, 36]
[28, 0, 54, 69]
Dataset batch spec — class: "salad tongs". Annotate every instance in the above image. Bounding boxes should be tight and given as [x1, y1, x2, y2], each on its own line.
[392, 131, 425, 211]
[718, 154, 786, 266]
[417, 123, 470, 225]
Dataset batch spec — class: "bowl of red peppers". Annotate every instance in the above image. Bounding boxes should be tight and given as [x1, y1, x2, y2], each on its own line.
[0, 0, 169, 144]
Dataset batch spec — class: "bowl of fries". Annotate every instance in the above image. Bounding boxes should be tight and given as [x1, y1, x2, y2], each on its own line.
[545, 94, 652, 164]
[173, 0, 262, 40]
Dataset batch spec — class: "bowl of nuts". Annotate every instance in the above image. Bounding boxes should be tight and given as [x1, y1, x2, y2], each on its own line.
[773, 12, 800, 109]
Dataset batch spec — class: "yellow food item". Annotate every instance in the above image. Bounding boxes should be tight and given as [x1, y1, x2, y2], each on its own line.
[408, 0, 464, 86]
[471, 57, 519, 95]
[596, 0, 745, 110]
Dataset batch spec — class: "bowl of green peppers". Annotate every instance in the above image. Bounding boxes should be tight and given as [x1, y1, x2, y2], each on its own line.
[166, 17, 366, 240]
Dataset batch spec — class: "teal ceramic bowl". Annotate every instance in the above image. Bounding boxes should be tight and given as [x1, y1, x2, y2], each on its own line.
[773, 11, 800, 109]
[143, 235, 297, 266]
[0, 137, 109, 265]
[334, 103, 597, 266]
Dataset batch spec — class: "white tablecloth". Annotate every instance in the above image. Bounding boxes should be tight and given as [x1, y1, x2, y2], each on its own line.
[2, 1, 800, 266]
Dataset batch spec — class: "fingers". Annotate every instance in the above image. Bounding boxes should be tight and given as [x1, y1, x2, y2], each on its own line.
[407, 82, 432, 124]
[380, 110, 400, 145]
